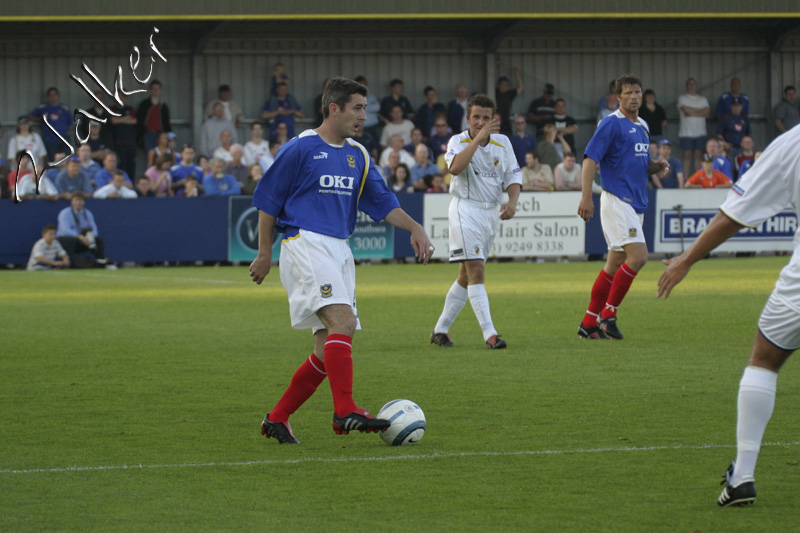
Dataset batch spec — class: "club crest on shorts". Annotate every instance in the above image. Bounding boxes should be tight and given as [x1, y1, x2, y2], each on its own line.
[320, 283, 333, 298]
[474, 245, 480, 254]
[628, 228, 637, 238]
[347, 155, 356, 168]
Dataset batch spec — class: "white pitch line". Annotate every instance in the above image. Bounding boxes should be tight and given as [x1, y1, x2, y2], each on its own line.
[55, 271, 278, 285]
[3, 440, 799, 476]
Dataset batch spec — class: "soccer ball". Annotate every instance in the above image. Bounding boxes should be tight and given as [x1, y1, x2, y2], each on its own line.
[377, 399, 426, 446]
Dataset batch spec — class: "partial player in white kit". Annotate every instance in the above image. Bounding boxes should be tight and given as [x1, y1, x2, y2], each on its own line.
[658, 125, 800, 507]
[430, 94, 522, 349]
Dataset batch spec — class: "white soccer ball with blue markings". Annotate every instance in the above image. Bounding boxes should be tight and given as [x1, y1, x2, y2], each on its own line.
[377, 399, 426, 446]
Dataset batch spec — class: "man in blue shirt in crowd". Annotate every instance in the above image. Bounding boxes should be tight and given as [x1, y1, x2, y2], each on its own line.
[716, 97, 751, 156]
[706, 138, 733, 179]
[249, 77, 434, 444]
[203, 158, 241, 196]
[170, 144, 204, 195]
[29, 87, 73, 161]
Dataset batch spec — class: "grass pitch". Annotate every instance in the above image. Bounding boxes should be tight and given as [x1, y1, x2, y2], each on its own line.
[1, 258, 799, 531]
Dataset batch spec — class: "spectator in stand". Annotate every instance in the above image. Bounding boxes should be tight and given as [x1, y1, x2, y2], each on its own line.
[312, 79, 330, 128]
[389, 163, 413, 194]
[352, 125, 378, 163]
[379, 78, 414, 124]
[94, 170, 138, 199]
[136, 79, 172, 154]
[380, 105, 416, 149]
[527, 82, 557, 137]
[379, 134, 415, 168]
[203, 157, 241, 196]
[382, 150, 401, 182]
[427, 114, 452, 160]
[95, 152, 132, 190]
[596, 81, 619, 116]
[27, 224, 69, 270]
[7, 116, 46, 168]
[167, 133, 179, 163]
[200, 102, 237, 157]
[55, 156, 92, 199]
[685, 152, 733, 188]
[415, 86, 447, 139]
[651, 140, 684, 189]
[597, 93, 619, 124]
[270, 62, 289, 96]
[146, 130, 175, 168]
[520, 150, 554, 192]
[225, 144, 249, 185]
[42, 151, 67, 184]
[355, 76, 381, 141]
[257, 140, 283, 173]
[678, 77, 710, 176]
[495, 67, 524, 135]
[739, 148, 762, 179]
[447, 83, 470, 133]
[735, 135, 756, 179]
[29, 86, 73, 161]
[241, 163, 263, 196]
[538, 124, 568, 169]
[424, 173, 448, 193]
[170, 144, 204, 195]
[717, 97, 751, 156]
[554, 153, 582, 191]
[76, 143, 101, 188]
[410, 144, 438, 191]
[135, 175, 155, 197]
[86, 122, 110, 165]
[213, 130, 235, 163]
[56, 194, 111, 266]
[717, 77, 749, 119]
[181, 175, 201, 197]
[16, 166, 59, 201]
[204, 84, 245, 129]
[638, 89, 668, 144]
[144, 154, 174, 197]
[404, 128, 432, 162]
[262, 81, 305, 140]
[198, 155, 211, 177]
[77, 90, 113, 147]
[8, 150, 34, 199]
[109, 92, 138, 179]
[271, 121, 290, 145]
[649, 140, 659, 162]
[509, 114, 537, 167]
[544, 99, 578, 155]
[705, 138, 733, 180]
[243, 123, 269, 165]
[774, 85, 799, 135]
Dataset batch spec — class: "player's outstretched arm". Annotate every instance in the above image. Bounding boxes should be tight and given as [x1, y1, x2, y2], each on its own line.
[250, 210, 277, 284]
[577, 158, 598, 222]
[657, 212, 744, 299]
[384, 207, 434, 264]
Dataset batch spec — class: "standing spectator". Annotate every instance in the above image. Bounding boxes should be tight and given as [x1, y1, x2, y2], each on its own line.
[135, 175, 155, 197]
[257, 139, 283, 173]
[243, 122, 270, 165]
[213, 130, 235, 162]
[527, 82, 557, 136]
[717, 97, 751, 156]
[509, 114, 537, 167]
[109, 92, 138, 179]
[94, 152, 132, 190]
[495, 67, 524, 135]
[520, 150, 554, 192]
[379, 78, 414, 124]
[29, 87, 73, 161]
[717, 77, 749, 119]
[447, 83, 469, 133]
[544, 99, 578, 155]
[380, 105, 415, 148]
[94, 170, 139, 199]
[144, 154, 174, 197]
[596, 81, 619, 116]
[224, 144, 249, 185]
[638, 89, 668, 144]
[409, 144, 438, 190]
[55, 157, 92, 199]
[685, 153, 733, 188]
[735, 135, 756, 178]
[269, 62, 289, 96]
[538, 124, 568, 169]
[27, 224, 69, 270]
[355, 76, 381, 141]
[136, 79, 172, 154]
[241, 163, 263, 196]
[77, 90, 113, 147]
[312, 79, 330, 128]
[403, 128, 432, 161]
[170, 144, 204, 195]
[204, 84, 245, 128]
[203, 157, 241, 196]
[86, 122, 110, 165]
[597, 93, 619, 124]
[76, 143, 101, 189]
[56, 195, 110, 266]
[146, 130, 174, 168]
[706, 138, 733, 180]
[415, 86, 447, 139]
[554, 153, 582, 191]
[427, 114, 453, 160]
[262, 81, 305, 140]
[678, 77, 710, 176]
[651, 140, 684, 189]
[200, 102, 237, 157]
[774, 85, 799, 135]
[7, 116, 46, 168]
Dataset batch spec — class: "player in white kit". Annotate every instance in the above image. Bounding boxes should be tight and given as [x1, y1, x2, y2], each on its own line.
[430, 94, 522, 349]
[658, 125, 800, 506]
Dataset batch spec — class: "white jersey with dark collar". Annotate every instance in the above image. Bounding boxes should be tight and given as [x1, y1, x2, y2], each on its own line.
[445, 131, 522, 206]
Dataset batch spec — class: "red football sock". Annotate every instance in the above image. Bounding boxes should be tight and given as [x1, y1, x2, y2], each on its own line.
[581, 269, 614, 327]
[324, 334, 359, 417]
[600, 263, 638, 319]
[269, 354, 326, 423]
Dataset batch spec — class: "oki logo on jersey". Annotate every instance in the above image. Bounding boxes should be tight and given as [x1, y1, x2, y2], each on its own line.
[318, 174, 356, 192]
[634, 143, 650, 155]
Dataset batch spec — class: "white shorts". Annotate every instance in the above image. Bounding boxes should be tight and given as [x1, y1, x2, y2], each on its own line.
[448, 197, 499, 262]
[599, 191, 646, 252]
[279, 229, 361, 332]
[758, 293, 800, 351]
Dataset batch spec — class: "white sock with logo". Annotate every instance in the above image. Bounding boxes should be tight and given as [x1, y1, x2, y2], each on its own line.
[467, 283, 496, 341]
[732, 366, 778, 486]
[434, 281, 468, 334]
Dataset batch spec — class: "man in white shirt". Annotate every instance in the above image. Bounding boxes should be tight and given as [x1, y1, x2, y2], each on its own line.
[678, 77, 710, 176]
[379, 105, 415, 148]
[93, 171, 138, 199]
[243, 122, 270, 165]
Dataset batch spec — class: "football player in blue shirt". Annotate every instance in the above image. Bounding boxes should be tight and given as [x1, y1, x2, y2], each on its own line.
[250, 77, 434, 444]
[577, 74, 668, 340]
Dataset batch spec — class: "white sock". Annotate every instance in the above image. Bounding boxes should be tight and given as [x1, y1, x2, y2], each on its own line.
[732, 366, 778, 485]
[434, 281, 468, 334]
[467, 284, 496, 341]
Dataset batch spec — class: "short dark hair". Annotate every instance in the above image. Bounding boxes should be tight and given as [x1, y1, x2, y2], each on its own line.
[355, 75, 367, 84]
[149, 79, 162, 88]
[554, 98, 566, 106]
[643, 89, 655, 98]
[615, 74, 643, 96]
[112, 170, 125, 178]
[423, 85, 435, 95]
[526, 149, 539, 160]
[218, 84, 231, 92]
[785, 85, 796, 94]
[136, 175, 150, 184]
[322, 77, 368, 119]
[268, 140, 282, 149]
[45, 86, 59, 96]
[185, 175, 198, 183]
[497, 76, 510, 84]
[390, 79, 403, 87]
[43, 224, 56, 233]
[466, 94, 496, 117]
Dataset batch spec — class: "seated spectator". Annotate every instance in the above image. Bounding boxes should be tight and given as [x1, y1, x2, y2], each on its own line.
[135, 175, 156, 197]
[147, 130, 175, 168]
[204, 84, 245, 128]
[520, 150, 554, 191]
[686, 153, 733, 188]
[638, 89, 668, 143]
[144, 154, 174, 197]
[379, 134, 415, 168]
[544, 99, 578, 155]
[381, 150, 401, 183]
[8, 150, 34, 199]
[538, 124, 568, 169]
[43, 151, 67, 183]
[355, 76, 381, 141]
[56, 195, 110, 266]
[198, 155, 212, 176]
[271, 121, 290, 144]
[379, 78, 414, 124]
[774, 85, 799, 135]
[527, 83, 557, 136]
[7, 116, 46, 168]
[380, 105, 415, 148]
[200, 103, 237, 156]
[55, 157, 92, 199]
[427, 114, 452, 160]
[597, 93, 619, 124]
[739, 149, 762, 179]
[76, 144, 101, 188]
[258, 140, 283, 173]
[16, 171, 59, 201]
[77, 90, 113, 147]
[94, 152, 132, 190]
[735, 135, 756, 178]
[241, 163, 263, 196]
[410, 144, 439, 190]
[224, 144, 248, 185]
[27, 224, 69, 270]
[705, 138, 733, 179]
[596, 80, 619, 116]
[170, 145, 204, 195]
[213, 130, 235, 162]
[181, 175, 201, 197]
[389, 163, 413, 194]
[167, 133, 180, 164]
[717, 77, 749, 119]
[415, 86, 447, 138]
[716, 97, 751, 156]
[203, 157, 241, 196]
[649, 140, 659, 161]
[94, 170, 138, 199]
[447, 83, 469, 134]
[86, 122, 110, 166]
[243, 122, 270, 165]
[261, 81, 305, 139]
[495, 68, 524, 135]
[509, 114, 537, 167]
[651, 140, 684, 189]
[424, 173, 448, 193]
[352, 126, 378, 162]
[554, 153, 582, 191]
[312, 79, 329, 128]
[404, 128, 433, 162]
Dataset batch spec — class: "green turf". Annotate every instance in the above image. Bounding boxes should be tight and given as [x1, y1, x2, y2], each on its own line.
[1, 258, 798, 531]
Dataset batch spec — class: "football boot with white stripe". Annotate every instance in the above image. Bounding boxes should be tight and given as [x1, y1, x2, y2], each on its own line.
[332, 408, 390, 435]
[261, 413, 300, 444]
[718, 461, 756, 507]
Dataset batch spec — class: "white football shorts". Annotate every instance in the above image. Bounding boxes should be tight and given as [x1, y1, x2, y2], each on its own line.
[599, 191, 646, 252]
[279, 229, 361, 332]
[758, 293, 800, 351]
[448, 197, 499, 262]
